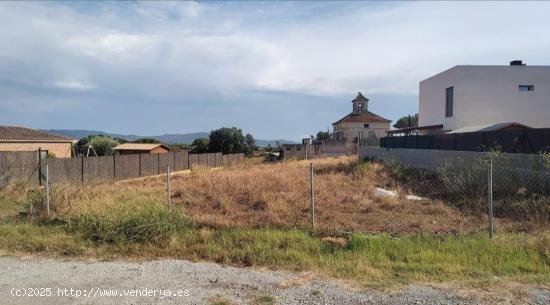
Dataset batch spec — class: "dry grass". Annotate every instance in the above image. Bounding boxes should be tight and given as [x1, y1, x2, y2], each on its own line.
[0, 156, 531, 235]
[0, 156, 548, 294]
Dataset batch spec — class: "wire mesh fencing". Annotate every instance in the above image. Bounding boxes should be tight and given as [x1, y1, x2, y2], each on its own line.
[359, 147, 550, 232]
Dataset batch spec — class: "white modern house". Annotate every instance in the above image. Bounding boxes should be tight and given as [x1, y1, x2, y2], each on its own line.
[418, 61, 550, 134]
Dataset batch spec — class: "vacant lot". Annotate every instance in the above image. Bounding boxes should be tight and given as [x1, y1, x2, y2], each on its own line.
[0, 156, 548, 302]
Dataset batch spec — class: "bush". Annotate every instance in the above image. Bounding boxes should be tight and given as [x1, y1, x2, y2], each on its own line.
[65, 203, 191, 245]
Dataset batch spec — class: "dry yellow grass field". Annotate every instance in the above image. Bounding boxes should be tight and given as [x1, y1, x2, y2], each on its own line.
[1, 156, 522, 235]
[0, 156, 548, 296]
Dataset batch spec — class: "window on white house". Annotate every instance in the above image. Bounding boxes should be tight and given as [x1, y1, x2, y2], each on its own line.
[364, 124, 369, 128]
[445, 86, 453, 117]
[519, 85, 534, 91]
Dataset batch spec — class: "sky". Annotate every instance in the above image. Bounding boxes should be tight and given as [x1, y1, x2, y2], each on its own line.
[1, 1, 550, 140]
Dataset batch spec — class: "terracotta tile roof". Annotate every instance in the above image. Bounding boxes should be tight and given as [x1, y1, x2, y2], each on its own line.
[113, 143, 170, 151]
[0, 126, 73, 142]
[332, 111, 392, 125]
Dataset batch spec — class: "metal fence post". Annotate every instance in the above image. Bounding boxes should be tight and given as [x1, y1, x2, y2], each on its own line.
[80, 156, 84, 183]
[310, 162, 315, 231]
[113, 154, 116, 180]
[38, 147, 42, 186]
[157, 153, 160, 175]
[166, 165, 171, 205]
[488, 156, 494, 239]
[45, 164, 50, 217]
[138, 153, 142, 177]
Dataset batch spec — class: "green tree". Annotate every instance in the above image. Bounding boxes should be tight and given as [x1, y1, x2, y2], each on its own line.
[393, 113, 419, 129]
[171, 143, 190, 151]
[244, 133, 256, 156]
[133, 138, 160, 144]
[190, 138, 210, 153]
[208, 127, 255, 156]
[88, 135, 120, 156]
[316, 131, 330, 141]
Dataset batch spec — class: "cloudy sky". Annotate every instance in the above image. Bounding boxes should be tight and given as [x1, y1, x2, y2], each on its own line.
[1, 1, 550, 140]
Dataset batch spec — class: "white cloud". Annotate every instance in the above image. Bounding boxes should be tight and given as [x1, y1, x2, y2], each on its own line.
[1, 1, 550, 137]
[64, 33, 157, 60]
[51, 79, 96, 91]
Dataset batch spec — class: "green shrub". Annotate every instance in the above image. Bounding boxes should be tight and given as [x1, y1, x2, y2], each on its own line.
[65, 203, 191, 245]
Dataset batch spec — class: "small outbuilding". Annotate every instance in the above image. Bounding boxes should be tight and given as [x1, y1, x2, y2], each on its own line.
[113, 143, 170, 155]
[0, 126, 74, 158]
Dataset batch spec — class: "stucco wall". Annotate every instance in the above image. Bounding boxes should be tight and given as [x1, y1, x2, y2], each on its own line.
[419, 65, 550, 131]
[334, 121, 390, 140]
[0, 142, 72, 158]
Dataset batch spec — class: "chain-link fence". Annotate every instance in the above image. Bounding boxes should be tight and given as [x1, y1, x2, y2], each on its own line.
[359, 147, 550, 232]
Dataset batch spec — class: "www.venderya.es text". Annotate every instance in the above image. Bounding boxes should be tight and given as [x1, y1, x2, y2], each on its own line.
[10, 287, 190, 299]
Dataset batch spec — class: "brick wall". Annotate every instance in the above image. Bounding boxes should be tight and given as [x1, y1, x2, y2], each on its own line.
[0, 142, 72, 158]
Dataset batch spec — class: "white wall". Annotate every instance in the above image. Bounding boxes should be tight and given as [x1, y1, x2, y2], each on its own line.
[419, 65, 550, 131]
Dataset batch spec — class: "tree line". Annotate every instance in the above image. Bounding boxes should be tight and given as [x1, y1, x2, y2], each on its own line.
[75, 127, 256, 157]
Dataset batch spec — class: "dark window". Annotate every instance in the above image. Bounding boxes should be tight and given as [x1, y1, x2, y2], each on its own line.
[445, 86, 453, 117]
[364, 124, 369, 128]
[285, 147, 291, 151]
[519, 85, 534, 91]
[296, 147, 301, 151]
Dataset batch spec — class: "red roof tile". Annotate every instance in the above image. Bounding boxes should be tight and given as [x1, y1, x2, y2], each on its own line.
[0, 126, 73, 142]
[332, 111, 392, 125]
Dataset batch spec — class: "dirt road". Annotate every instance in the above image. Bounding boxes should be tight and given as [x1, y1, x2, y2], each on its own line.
[0, 257, 547, 305]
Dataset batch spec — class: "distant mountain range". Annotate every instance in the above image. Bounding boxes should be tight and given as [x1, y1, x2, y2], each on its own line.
[42, 129, 297, 147]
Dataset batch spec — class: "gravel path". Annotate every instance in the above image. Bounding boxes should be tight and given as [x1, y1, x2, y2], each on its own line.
[0, 257, 547, 305]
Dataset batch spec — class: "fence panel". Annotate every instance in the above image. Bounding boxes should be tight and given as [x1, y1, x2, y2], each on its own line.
[158, 153, 170, 174]
[198, 154, 208, 167]
[222, 155, 229, 167]
[84, 155, 116, 182]
[215, 153, 223, 167]
[1, 151, 245, 186]
[207, 153, 216, 167]
[189, 154, 199, 169]
[0, 151, 38, 187]
[114, 154, 139, 180]
[174, 151, 189, 171]
[381, 128, 550, 154]
[44, 157, 81, 184]
[139, 154, 157, 176]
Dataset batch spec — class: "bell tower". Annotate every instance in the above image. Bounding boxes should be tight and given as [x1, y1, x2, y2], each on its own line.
[352, 92, 369, 114]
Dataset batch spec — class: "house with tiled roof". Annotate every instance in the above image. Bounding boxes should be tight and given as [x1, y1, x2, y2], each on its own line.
[332, 92, 391, 143]
[113, 143, 170, 155]
[0, 126, 74, 158]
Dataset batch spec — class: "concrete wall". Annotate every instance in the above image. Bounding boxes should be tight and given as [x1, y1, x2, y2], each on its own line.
[419, 65, 550, 131]
[0, 142, 72, 158]
[359, 146, 548, 171]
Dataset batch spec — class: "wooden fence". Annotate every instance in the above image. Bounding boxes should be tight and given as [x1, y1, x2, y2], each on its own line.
[0, 151, 245, 187]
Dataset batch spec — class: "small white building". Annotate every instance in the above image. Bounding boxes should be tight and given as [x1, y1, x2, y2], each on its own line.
[418, 60, 550, 134]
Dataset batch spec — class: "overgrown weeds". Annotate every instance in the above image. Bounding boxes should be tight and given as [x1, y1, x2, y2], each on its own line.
[64, 203, 191, 245]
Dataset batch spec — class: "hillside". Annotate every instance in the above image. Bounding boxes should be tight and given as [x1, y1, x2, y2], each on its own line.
[43, 129, 296, 147]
